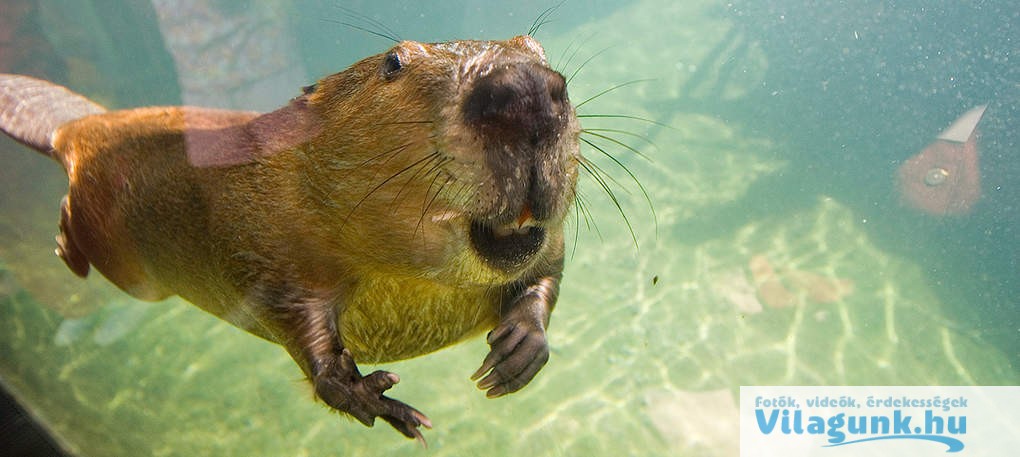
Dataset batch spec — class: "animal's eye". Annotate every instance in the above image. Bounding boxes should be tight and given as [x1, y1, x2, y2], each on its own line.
[381, 52, 402, 79]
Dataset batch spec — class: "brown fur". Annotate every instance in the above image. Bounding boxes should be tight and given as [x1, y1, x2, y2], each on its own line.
[1, 35, 579, 441]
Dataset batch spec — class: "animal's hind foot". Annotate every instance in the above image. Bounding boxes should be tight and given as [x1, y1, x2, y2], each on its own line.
[56, 195, 89, 277]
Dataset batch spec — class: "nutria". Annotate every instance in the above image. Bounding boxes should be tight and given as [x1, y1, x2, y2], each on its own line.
[0, 34, 580, 443]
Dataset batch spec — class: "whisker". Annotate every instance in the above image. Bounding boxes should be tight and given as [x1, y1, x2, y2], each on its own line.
[416, 167, 453, 236]
[567, 46, 615, 85]
[343, 151, 440, 229]
[580, 137, 657, 236]
[574, 191, 598, 234]
[579, 152, 629, 193]
[392, 152, 442, 204]
[569, 191, 601, 259]
[582, 127, 657, 150]
[432, 179, 474, 239]
[360, 142, 413, 167]
[570, 197, 581, 259]
[578, 113, 675, 130]
[575, 79, 654, 109]
[577, 158, 638, 247]
[320, 18, 399, 43]
[555, 30, 597, 73]
[449, 179, 474, 211]
[421, 166, 445, 215]
[555, 32, 580, 71]
[321, 141, 415, 211]
[528, 0, 566, 37]
[329, 6, 401, 42]
[418, 157, 453, 205]
[411, 153, 450, 208]
[372, 120, 434, 126]
[581, 129, 653, 161]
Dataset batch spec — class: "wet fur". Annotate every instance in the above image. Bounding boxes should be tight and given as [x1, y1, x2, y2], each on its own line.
[0, 35, 578, 442]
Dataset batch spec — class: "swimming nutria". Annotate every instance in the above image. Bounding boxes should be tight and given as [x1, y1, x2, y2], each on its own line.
[0, 34, 579, 443]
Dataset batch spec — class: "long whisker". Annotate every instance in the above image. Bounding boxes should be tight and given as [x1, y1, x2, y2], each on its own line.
[418, 157, 453, 206]
[580, 136, 657, 236]
[321, 18, 399, 43]
[408, 153, 450, 209]
[416, 168, 453, 237]
[577, 158, 637, 247]
[575, 79, 654, 109]
[570, 197, 581, 259]
[574, 191, 598, 234]
[328, 6, 401, 42]
[528, 0, 566, 37]
[578, 113, 675, 130]
[392, 152, 442, 205]
[555, 30, 597, 74]
[449, 179, 475, 212]
[580, 151, 629, 193]
[318, 142, 416, 216]
[581, 129, 653, 162]
[569, 190, 601, 259]
[359, 142, 413, 167]
[567, 46, 615, 85]
[555, 33, 580, 71]
[372, 120, 435, 126]
[343, 151, 440, 229]
[582, 127, 657, 150]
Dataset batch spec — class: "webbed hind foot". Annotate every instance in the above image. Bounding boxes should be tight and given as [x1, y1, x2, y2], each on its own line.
[56, 195, 89, 277]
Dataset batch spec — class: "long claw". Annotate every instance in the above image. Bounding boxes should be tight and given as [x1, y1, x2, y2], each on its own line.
[473, 320, 549, 396]
[313, 351, 430, 442]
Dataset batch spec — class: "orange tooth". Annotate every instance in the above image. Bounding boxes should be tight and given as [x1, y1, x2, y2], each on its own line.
[516, 205, 533, 227]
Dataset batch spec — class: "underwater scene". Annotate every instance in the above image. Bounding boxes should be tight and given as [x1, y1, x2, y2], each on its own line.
[0, 0, 1016, 456]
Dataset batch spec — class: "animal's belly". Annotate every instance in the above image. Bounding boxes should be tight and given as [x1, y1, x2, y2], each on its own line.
[339, 275, 499, 363]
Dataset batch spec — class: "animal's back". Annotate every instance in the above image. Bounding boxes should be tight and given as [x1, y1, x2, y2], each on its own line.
[56, 107, 266, 308]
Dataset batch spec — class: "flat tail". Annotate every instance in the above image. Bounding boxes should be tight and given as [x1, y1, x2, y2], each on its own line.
[0, 74, 107, 159]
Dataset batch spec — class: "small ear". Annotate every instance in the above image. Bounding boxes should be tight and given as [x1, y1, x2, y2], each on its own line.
[184, 97, 321, 168]
[0, 74, 106, 157]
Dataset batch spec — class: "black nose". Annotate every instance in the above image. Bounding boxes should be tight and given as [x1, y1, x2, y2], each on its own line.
[461, 62, 568, 145]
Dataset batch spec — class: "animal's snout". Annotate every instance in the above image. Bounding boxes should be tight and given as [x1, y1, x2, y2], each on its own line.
[461, 62, 569, 145]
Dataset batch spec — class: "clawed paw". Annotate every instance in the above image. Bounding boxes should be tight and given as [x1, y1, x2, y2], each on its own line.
[316, 349, 432, 445]
[471, 321, 550, 398]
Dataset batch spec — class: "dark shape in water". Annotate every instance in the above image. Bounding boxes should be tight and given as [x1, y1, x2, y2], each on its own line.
[897, 105, 985, 216]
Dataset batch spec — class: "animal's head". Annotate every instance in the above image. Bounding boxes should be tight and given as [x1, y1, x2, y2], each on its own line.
[304, 35, 580, 283]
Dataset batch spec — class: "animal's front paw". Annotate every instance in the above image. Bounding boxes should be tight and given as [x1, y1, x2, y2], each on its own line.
[471, 320, 550, 398]
[316, 349, 432, 444]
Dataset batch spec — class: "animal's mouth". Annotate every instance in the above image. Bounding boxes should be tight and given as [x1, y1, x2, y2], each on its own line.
[469, 206, 546, 272]
[455, 59, 573, 273]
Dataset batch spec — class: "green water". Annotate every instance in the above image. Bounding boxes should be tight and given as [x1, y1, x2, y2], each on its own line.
[1, 1, 1016, 456]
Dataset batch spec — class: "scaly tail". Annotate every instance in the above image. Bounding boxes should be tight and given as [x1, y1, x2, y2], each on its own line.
[0, 74, 106, 163]
[0, 74, 106, 278]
